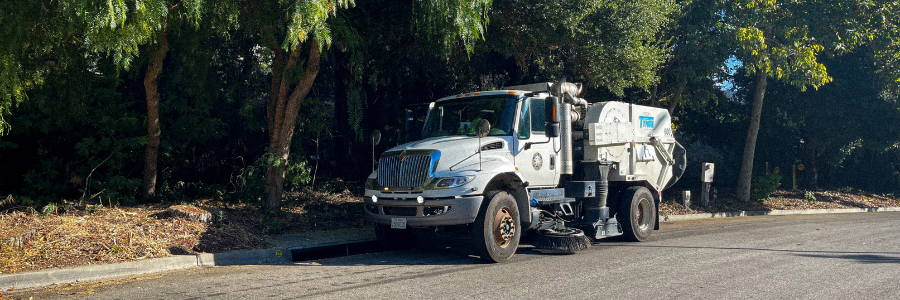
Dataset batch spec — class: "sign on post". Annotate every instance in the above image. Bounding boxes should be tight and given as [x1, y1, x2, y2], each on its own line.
[702, 163, 714, 207]
[702, 163, 715, 183]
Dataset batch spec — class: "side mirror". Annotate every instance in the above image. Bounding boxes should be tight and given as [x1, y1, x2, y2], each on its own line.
[475, 119, 491, 138]
[545, 97, 560, 137]
[371, 130, 382, 146]
[545, 96, 559, 124]
[546, 123, 560, 137]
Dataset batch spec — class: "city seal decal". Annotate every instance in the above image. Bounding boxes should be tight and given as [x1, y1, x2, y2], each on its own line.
[532, 152, 543, 170]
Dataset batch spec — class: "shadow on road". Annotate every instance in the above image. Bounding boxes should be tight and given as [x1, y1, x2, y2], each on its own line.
[299, 243, 573, 267]
[605, 244, 900, 264]
[793, 253, 900, 264]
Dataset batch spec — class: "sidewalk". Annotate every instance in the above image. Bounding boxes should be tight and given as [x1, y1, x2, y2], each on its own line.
[4, 207, 900, 291]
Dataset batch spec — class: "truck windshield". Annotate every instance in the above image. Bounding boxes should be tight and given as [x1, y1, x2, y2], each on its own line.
[421, 95, 518, 138]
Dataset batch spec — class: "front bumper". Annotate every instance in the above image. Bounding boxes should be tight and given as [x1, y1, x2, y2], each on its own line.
[363, 192, 484, 227]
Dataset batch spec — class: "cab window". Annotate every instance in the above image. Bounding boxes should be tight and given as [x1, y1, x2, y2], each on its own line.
[517, 99, 531, 139]
[517, 98, 546, 139]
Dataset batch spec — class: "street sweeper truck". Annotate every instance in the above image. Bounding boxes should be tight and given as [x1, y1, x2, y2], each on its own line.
[364, 81, 686, 262]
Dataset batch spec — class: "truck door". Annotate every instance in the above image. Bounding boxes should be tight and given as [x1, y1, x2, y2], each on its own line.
[515, 97, 560, 187]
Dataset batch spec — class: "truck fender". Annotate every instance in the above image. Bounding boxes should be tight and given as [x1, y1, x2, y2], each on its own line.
[483, 172, 531, 227]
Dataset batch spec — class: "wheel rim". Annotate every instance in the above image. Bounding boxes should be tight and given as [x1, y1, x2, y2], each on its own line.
[635, 198, 652, 231]
[492, 207, 515, 248]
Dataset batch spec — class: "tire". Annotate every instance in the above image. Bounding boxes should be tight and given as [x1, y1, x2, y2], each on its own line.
[472, 191, 521, 263]
[617, 186, 656, 242]
[374, 224, 416, 250]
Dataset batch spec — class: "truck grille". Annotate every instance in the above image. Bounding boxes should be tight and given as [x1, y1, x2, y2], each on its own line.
[377, 153, 433, 188]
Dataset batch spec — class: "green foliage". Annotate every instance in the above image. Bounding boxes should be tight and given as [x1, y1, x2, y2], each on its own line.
[285, 157, 313, 190]
[414, 0, 492, 56]
[653, 0, 732, 110]
[42, 203, 58, 215]
[284, 0, 354, 50]
[751, 172, 782, 201]
[232, 152, 312, 204]
[484, 0, 679, 95]
[728, 0, 832, 90]
[22, 157, 66, 206]
[0, 0, 78, 135]
[64, 0, 213, 69]
[805, 191, 816, 202]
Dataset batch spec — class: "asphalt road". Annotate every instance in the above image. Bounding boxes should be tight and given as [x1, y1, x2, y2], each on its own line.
[13, 212, 900, 299]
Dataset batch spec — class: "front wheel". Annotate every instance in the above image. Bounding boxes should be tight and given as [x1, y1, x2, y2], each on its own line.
[473, 191, 521, 263]
[618, 186, 656, 242]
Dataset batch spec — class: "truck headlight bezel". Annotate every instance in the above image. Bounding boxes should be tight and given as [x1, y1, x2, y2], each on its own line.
[435, 176, 475, 188]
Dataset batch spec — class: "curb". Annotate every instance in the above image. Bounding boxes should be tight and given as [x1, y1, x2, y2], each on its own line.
[661, 207, 900, 222]
[1, 248, 292, 290]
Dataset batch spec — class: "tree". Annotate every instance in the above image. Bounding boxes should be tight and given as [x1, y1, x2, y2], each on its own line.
[244, 0, 354, 212]
[652, 0, 732, 114]
[729, 0, 900, 202]
[247, 0, 492, 212]
[62, 0, 225, 199]
[760, 49, 900, 189]
[728, 0, 832, 202]
[0, 1, 79, 135]
[481, 0, 679, 95]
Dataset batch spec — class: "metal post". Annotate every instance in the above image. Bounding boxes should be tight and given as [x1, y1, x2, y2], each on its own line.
[701, 183, 710, 207]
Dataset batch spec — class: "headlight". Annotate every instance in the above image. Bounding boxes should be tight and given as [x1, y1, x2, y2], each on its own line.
[435, 176, 475, 188]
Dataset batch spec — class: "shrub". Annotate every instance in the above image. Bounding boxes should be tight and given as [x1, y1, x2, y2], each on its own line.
[805, 191, 817, 202]
[751, 172, 782, 201]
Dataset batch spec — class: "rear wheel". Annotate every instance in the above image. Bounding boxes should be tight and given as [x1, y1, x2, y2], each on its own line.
[473, 191, 521, 263]
[618, 186, 656, 242]
[374, 224, 416, 250]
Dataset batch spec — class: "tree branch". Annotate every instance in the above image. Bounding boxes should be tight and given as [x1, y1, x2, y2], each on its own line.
[280, 39, 322, 144]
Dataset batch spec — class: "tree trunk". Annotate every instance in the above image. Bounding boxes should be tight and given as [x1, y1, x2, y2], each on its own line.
[263, 40, 322, 212]
[649, 84, 659, 107]
[141, 26, 170, 199]
[736, 71, 768, 202]
[804, 144, 819, 189]
[668, 84, 684, 115]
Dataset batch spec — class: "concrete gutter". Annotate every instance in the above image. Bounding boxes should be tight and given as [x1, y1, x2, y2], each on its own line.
[0, 248, 292, 290]
[662, 207, 900, 222]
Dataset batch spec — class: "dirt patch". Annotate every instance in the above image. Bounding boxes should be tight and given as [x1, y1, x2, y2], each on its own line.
[0, 180, 366, 274]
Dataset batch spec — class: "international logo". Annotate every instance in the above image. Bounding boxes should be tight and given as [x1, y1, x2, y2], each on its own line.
[639, 116, 654, 128]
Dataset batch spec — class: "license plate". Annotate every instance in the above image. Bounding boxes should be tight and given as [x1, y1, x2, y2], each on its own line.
[391, 218, 407, 229]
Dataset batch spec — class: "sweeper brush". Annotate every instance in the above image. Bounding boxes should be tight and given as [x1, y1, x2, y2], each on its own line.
[532, 227, 592, 253]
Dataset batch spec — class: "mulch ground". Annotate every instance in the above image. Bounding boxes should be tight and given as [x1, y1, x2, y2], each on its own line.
[1, 185, 366, 275]
[1, 186, 898, 277]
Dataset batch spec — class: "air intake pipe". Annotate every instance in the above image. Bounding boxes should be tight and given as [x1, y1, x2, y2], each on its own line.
[551, 80, 589, 174]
